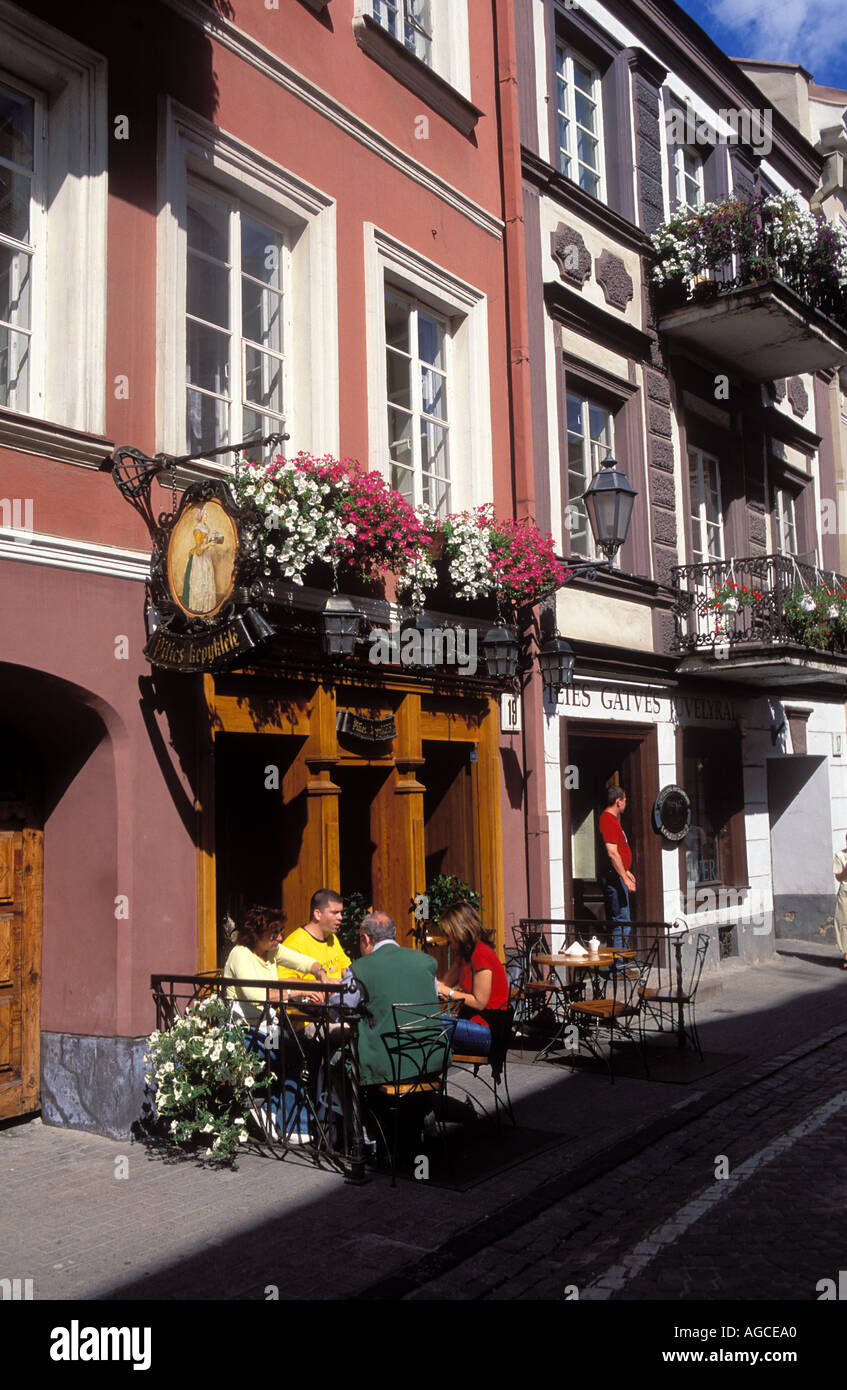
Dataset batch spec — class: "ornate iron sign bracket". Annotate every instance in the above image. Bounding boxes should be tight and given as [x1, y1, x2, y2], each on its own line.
[110, 436, 286, 673]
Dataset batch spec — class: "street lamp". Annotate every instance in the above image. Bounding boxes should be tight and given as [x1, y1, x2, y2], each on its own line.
[321, 593, 362, 658]
[401, 610, 442, 668]
[580, 456, 637, 567]
[482, 626, 520, 681]
[537, 636, 575, 698]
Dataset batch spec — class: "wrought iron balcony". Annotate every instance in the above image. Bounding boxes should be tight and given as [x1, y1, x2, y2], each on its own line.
[652, 196, 847, 380]
[671, 553, 847, 687]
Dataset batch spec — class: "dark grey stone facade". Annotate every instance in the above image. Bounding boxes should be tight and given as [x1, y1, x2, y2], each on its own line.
[41, 1033, 148, 1140]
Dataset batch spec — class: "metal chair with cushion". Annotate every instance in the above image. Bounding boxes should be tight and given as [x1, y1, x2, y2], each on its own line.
[565, 939, 658, 1082]
[448, 1005, 517, 1126]
[364, 1003, 454, 1185]
[513, 924, 569, 1042]
[640, 931, 710, 1059]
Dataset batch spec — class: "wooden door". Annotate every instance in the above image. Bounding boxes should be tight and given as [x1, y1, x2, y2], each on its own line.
[0, 828, 42, 1119]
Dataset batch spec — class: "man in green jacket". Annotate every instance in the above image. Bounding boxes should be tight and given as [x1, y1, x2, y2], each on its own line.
[350, 912, 446, 1086]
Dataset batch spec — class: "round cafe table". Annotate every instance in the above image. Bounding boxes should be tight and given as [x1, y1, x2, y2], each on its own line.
[531, 950, 637, 1059]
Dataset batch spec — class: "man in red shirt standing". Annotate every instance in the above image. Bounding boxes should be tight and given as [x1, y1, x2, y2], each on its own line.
[598, 785, 636, 952]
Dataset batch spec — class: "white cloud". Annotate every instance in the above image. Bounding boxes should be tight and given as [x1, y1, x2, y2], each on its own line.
[707, 0, 847, 75]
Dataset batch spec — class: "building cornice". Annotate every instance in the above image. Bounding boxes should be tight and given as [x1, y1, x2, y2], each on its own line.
[760, 405, 822, 455]
[161, 0, 502, 238]
[0, 529, 149, 582]
[0, 410, 113, 470]
[544, 280, 653, 362]
[522, 149, 655, 258]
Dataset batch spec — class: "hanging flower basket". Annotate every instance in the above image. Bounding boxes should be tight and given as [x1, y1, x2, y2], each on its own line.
[781, 583, 847, 649]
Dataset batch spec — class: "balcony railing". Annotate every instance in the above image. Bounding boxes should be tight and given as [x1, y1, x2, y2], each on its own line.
[671, 553, 847, 658]
[149, 973, 366, 1180]
[652, 194, 847, 379]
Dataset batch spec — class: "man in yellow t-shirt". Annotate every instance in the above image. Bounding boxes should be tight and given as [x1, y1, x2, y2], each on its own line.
[282, 888, 351, 981]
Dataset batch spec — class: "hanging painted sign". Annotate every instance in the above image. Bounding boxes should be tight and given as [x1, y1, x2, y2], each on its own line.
[652, 785, 692, 841]
[110, 448, 274, 673]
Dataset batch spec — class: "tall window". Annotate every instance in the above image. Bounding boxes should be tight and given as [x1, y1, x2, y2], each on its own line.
[555, 46, 604, 200]
[683, 729, 746, 888]
[373, 1, 433, 65]
[185, 182, 287, 461]
[774, 486, 798, 556]
[385, 287, 450, 514]
[688, 448, 724, 564]
[566, 393, 613, 557]
[0, 80, 39, 413]
[674, 144, 705, 213]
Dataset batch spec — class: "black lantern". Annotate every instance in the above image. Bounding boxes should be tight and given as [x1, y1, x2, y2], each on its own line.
[321, 594, 361, 658]
[581, 456, 637, 567]
[537, 636, 575, 698]
[244, 608, 275, 643]
[482, 626, 520, 681]
[400, 611, 442, 668]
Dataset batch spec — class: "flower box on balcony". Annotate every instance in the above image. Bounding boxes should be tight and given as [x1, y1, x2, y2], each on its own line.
[651, 193, 847, 380]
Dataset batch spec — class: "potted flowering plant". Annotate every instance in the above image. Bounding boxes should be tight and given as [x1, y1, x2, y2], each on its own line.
[651, 192, 847, 327]
[440, 505, 570, 611]
[782, 584, 847, 649]
[235, 452, 429, 593]
[143, 994, 266, 1163]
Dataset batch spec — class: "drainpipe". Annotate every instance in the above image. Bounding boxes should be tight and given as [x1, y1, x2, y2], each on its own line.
[493, 0, 551, 925]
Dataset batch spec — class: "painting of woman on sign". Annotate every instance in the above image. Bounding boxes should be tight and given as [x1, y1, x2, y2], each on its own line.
[168, 500, 238, 619]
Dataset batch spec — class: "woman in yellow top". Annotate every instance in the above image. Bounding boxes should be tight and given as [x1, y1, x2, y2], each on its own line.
[224, 905, 326, 1143]
[224, 904, 325, 1024]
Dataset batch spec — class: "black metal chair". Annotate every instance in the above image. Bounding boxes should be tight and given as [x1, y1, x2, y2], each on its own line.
[448, 1005, 517, 1126]
[565, 939, 658, 1082]
[640, 931, 710, 1059]
[364, 1003, 454, 1186]
[512, 923, 570, 1039]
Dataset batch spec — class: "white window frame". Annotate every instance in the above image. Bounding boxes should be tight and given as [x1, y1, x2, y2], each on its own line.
[0, 3, 107, 436]
[158, 100, 339, 466]
[564, 392, 614, 560]
[674, 143, 705, 214]
[775, 485, 798, 556]
[0, 71, 46, 417]
[384, 287, 451, 513]
[555, 44, 605, 203]
[364, 224, 492, 514]
[688, 447, 725, 564]
[184, 179, 291, 461]
[372, 1, 433, 66]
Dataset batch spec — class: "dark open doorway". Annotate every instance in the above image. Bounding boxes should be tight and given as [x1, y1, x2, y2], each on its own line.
[564, 723, 661, 922]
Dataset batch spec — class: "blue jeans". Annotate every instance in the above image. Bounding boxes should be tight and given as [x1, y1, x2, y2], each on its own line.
[245, 1031, 310, 1138]
[446, 1017, 492, 1055]
[602, 871, 631, 954]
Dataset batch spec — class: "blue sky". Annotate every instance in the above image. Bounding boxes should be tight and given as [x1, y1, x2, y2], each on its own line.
[679, 0, 847, 91]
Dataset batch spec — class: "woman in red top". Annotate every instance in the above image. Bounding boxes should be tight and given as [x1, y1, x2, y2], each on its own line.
[436, 902, 509, 1055]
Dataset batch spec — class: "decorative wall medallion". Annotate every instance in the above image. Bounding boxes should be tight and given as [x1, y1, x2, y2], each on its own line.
[787, 376, 809, 418]
[595, 250, 634, 311]
[551, 224, 592, 287]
